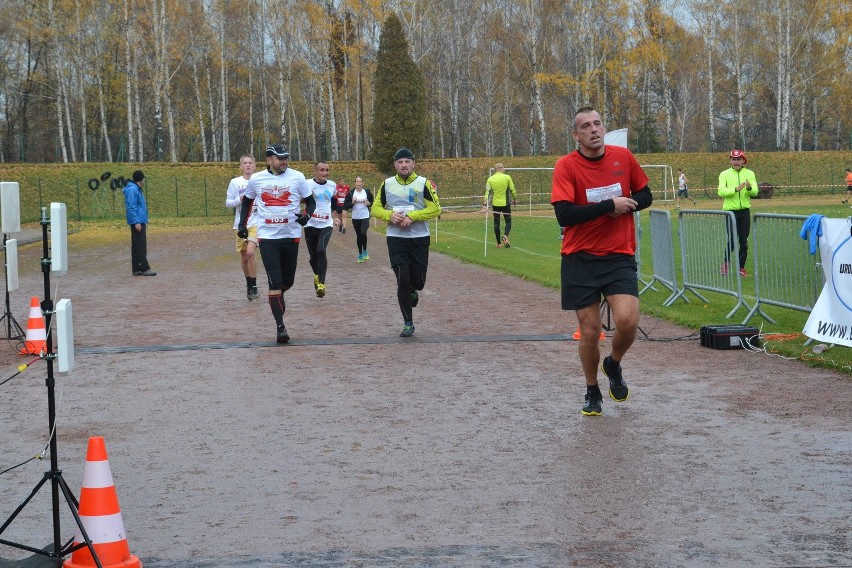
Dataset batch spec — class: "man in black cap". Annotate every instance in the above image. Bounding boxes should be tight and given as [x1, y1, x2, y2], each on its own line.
[238, 143, 315, 343]
[123, 170, 156, 276]
[370, 147, 441, 337]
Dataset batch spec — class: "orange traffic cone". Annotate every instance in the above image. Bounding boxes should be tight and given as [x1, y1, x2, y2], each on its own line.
[64, 437, 142, 568]
[19, 296, 46, 355]
[572, 326, 606, 341]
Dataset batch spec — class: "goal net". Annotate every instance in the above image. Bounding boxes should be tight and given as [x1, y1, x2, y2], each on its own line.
[490, 167, 554, 211]
[641, 164, 676, 202]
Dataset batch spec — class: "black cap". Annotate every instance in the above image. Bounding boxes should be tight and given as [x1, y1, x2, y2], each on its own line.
[393, 147, 415, 161]
[132, 170, 145, 183]
[266, 144, 290, 158]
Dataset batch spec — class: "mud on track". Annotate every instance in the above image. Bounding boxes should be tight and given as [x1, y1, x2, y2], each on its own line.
[1, 225, 850, 567]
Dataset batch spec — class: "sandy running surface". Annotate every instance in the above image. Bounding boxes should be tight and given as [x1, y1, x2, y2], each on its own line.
[0, 225, 850, 567]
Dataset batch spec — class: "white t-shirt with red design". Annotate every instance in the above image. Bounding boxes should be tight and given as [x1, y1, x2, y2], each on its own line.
[245, 167, 311, 240]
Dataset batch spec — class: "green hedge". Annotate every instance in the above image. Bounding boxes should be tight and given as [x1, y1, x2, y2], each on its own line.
[1, 151, 850, 223]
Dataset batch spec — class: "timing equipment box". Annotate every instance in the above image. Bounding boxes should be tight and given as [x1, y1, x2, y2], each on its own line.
[700, 325, 761, 350]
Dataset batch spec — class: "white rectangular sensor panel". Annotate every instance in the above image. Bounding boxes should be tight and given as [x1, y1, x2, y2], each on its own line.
[0, 182, 21, 234]
[50, 203, 68, 275]
[5, 239, 18, 291]
[56, 299, 74, 373]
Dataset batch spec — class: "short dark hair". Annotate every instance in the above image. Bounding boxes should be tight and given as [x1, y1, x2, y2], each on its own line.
[573, 106, 599, 131]
[132, 170, 145, 183]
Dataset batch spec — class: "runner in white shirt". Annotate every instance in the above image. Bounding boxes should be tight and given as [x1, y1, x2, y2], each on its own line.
[343, 176, 374, 262]
[675, 168, 696, 208]
[238, 144, 314, 343]
[304, 161, 335, 298]
[225, 154, 259, 300]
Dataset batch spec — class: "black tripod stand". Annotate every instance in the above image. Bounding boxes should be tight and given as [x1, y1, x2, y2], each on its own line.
[600, 299, 648, 338]
[0, 234, 24, 341]
[0, 209, 103, 567]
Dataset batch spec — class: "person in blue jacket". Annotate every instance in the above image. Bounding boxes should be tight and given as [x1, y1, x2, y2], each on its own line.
[124, 170, 156, 276]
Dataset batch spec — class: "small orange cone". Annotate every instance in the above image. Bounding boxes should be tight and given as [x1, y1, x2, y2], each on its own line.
[572, 326, 605, 341]
[19, 296, 46, 355]
[64, 437, 142, 568]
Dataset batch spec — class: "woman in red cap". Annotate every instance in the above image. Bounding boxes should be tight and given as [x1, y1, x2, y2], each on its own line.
[718, 150, 758, 276]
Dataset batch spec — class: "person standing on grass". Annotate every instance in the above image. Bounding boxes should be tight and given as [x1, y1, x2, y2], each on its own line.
[843, 168, 852, 204]
[225, 154, 259, 300]
[482, 163, 517, 248]
[304, 161, 335, 298]
[344, 176, 374, 262]
[718, 149, 758, 277]
[124, 170, 156, 277]
[371, 147, 441, 338]
[238, 144, 314, 344]
[551, 107, 653, 416]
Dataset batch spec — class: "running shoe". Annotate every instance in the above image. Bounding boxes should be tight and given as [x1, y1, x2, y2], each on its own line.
[495, 243, 502, 248]
[276, 324, 290, 344]
[739, 268, 748, 277]
[400, 322, 415, 337]
[720, 262, 729, 276]
[247, 286, 259, 300]
[502, 235, 511, 248]
[313, 273, 320, 290]
[363, 251, 369, 260]
[316, 283, 326, 298]
[342, 227, 346, 234]
[357, 252, 364, 263]
[411, 290, 419, 308]
[601, 356, 629, 402]
[582, 385, 603, 416]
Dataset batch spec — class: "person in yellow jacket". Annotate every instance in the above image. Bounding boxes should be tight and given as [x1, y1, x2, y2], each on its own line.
[371, 147, 442, 337]
[718, 149, 758, 276]
[482, 163, 517, 247]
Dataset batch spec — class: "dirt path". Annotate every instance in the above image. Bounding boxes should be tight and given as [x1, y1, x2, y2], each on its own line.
[1, 225, 850, 567]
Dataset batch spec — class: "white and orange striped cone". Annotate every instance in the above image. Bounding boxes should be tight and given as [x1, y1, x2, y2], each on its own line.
[19, 296, 46, 355]
[64, 436, 141, 568]
[572, 326, 606, 341]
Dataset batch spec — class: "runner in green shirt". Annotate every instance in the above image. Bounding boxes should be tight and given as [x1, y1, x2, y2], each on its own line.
[482, 163, 517, 248]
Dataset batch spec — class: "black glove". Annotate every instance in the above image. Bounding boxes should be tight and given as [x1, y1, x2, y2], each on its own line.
[237, 224, 248, 239]
[295, 213, 309, 226]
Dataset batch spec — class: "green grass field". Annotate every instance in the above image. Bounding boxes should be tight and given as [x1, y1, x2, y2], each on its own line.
[427, 196, 851, 375]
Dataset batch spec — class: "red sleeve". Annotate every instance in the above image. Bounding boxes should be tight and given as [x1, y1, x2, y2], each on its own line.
[550, 155, 576, 204]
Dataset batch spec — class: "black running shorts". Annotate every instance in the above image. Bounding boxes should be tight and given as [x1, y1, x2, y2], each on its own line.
[561, 252, 638, 310]
[387, 236, 430, 269]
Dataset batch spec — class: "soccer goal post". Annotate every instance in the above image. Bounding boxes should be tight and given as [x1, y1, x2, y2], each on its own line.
[480, 167, 555, 257]
[641, 164, 676, 202]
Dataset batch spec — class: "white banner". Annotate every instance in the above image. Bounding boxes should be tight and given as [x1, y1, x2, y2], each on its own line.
[803, 217, 852, 346]
[604, 128, 628, 148]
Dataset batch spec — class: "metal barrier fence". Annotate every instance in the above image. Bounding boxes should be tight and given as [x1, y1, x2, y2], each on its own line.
[635, 212, 657, 292]
[742, 213, 824, 325]
[670, 210, 752, 319]
[640, 209, 682, 305]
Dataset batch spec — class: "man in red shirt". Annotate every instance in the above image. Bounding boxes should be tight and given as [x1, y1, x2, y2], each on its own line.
[334, 178, 350, 233]
[551, 107, 653, 416]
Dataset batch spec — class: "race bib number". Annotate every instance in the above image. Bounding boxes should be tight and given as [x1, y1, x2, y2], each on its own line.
[265, 206, 289, 224]
[585, 183, 623, 203]
[393, 205, 415, 213]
